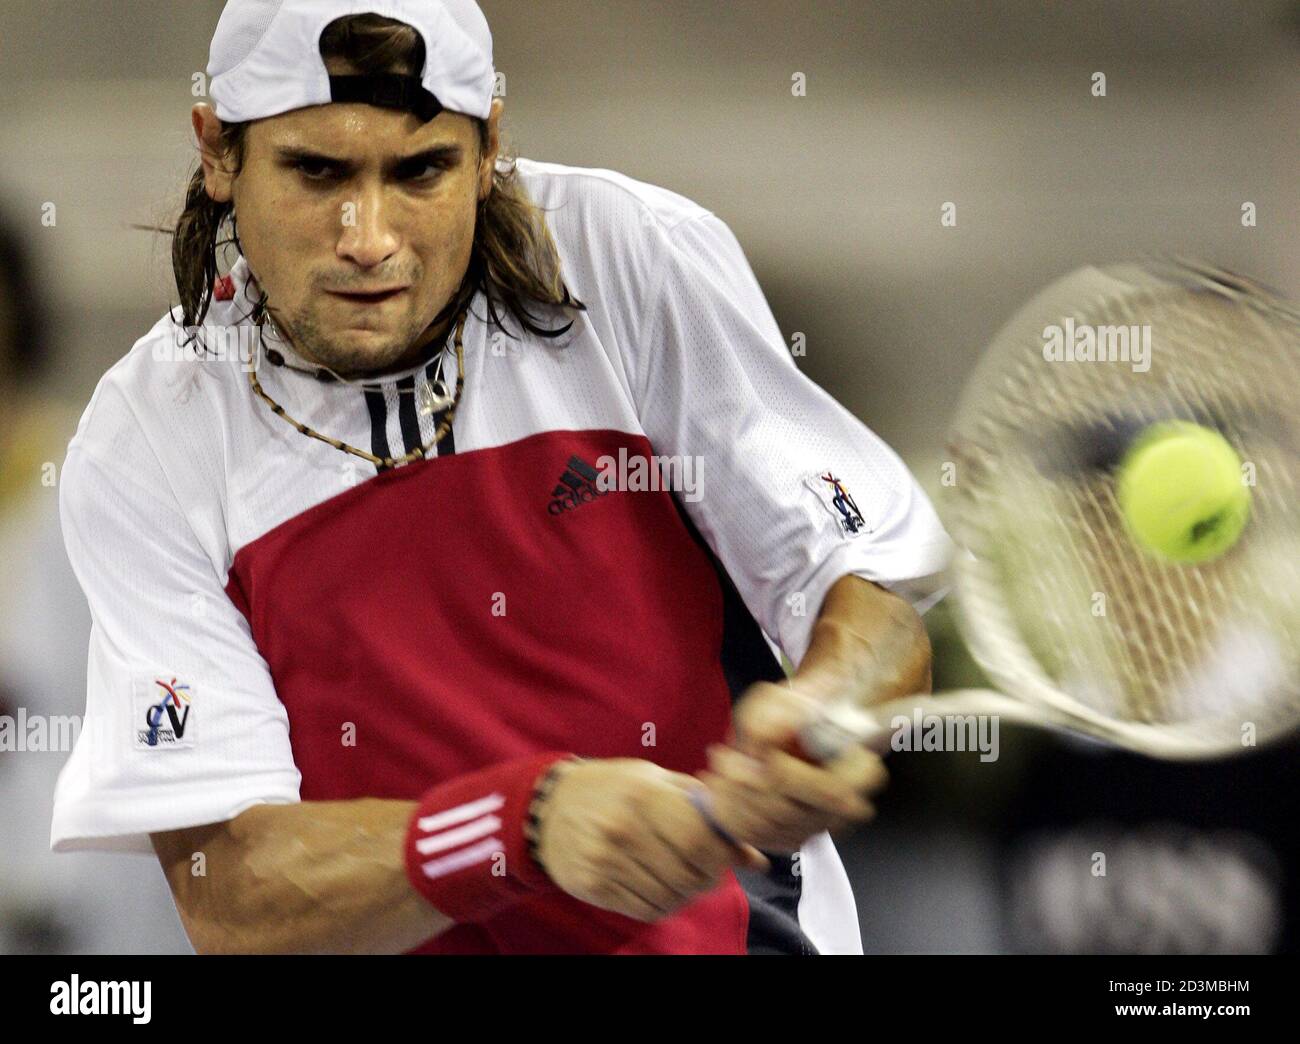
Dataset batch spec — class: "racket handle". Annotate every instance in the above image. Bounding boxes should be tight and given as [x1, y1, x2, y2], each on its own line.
[789, 699, 893, 764]
[792, 689, 1070, 763]
[686, 786, 747, 850]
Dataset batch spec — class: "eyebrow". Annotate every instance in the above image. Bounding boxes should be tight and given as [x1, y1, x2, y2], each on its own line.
[273, 143, 465, 174]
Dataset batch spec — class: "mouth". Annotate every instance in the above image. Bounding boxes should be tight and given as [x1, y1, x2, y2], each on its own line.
[326, 287, 409, 306]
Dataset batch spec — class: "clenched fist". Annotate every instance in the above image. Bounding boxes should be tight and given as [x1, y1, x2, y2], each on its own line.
[534, 758, 768, 922]
[701, 680, 890, 854]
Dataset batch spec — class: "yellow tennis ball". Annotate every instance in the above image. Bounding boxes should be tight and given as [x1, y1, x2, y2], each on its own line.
[1116, 421, 1252, 564]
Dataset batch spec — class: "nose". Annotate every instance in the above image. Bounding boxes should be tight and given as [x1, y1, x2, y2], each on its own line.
[336, 184, 401, 269]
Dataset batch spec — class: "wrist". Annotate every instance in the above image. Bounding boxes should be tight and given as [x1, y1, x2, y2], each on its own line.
[404, 751, 574, 924]
[524, 755, 586, 880]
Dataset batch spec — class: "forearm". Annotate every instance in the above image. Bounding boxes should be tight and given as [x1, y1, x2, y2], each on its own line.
[793, 574, 932, 705]
[703, 576, 916, 850]
[152, 798, 451, 954]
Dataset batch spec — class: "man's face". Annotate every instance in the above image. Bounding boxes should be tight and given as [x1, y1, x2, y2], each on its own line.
[196, 95, 502, 378]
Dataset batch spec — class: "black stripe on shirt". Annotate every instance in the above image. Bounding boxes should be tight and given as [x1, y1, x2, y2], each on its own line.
[363, 385, 391, 472]
[396, 376, 423, 458]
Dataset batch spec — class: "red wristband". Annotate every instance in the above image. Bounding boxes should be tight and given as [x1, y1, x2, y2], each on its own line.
[405, 752, 571, 924]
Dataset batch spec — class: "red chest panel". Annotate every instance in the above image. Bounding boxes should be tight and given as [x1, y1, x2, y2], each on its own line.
[226, 428, 748, 953]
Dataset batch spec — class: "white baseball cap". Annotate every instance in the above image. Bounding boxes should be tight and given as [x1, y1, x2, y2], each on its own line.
[207, 0, 496, 124]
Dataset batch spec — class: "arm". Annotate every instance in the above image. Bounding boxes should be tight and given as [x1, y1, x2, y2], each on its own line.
[59, 417, 430, 954]
[153, 758, 768, 954]
[704, 574, 932, 853]
[151, 800, 449, 956]
[608, 211, 950, 851]
[733, 572, 934, 755]
[792, 573, 933, 707]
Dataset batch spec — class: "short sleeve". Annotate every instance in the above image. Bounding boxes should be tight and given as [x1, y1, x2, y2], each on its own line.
[51, 431, 301, 853]
[631, 212, 954, 667]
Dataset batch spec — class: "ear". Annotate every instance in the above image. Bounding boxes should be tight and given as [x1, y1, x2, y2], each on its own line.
[191, 103, 237, 204]
[478, 97, 504, 201]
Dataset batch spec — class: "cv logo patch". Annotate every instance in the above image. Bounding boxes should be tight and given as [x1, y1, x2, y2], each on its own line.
[805, 471, 868, 536]
[135, 677, 194, 749]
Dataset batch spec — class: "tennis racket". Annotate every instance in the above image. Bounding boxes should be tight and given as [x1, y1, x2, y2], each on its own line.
[799, 259, 1300, 762]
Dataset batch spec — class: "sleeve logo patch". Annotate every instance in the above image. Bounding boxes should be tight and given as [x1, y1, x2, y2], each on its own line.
[805, 471, 869, 536]
[134, 677, 195, 750]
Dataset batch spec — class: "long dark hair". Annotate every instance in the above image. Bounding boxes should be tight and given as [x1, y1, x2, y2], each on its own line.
[145, 13, 585, 348]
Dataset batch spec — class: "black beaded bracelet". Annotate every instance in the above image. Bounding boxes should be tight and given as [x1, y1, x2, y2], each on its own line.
[524, 756, 584, 874]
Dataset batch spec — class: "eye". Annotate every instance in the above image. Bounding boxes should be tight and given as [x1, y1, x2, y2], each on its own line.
[294, 159, 342, 183]
[396, 159, 451, 183]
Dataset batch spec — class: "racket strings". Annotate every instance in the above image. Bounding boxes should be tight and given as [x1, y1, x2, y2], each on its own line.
[944, 264, 1300, 752]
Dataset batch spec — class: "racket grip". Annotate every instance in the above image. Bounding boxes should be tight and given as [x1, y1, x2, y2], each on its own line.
[789, 699, 893, 764]
[686, 786, 747, 850]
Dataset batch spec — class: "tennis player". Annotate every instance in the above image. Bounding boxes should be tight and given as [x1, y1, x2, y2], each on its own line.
[51, 1, 952, 955]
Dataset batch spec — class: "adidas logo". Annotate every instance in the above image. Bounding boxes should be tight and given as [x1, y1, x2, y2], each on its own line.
[548, 455, 612, 516]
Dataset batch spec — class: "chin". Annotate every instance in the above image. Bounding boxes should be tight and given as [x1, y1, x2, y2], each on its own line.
[310, 337, 396, 372]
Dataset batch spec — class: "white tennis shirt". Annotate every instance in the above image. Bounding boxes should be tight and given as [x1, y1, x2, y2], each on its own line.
[52, 157, 953, 954]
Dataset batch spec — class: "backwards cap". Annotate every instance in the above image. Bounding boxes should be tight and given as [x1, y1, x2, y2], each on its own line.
[207, 0, 495, 124]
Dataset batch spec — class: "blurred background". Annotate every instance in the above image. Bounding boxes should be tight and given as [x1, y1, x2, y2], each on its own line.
[0, 0, 1295, 953]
